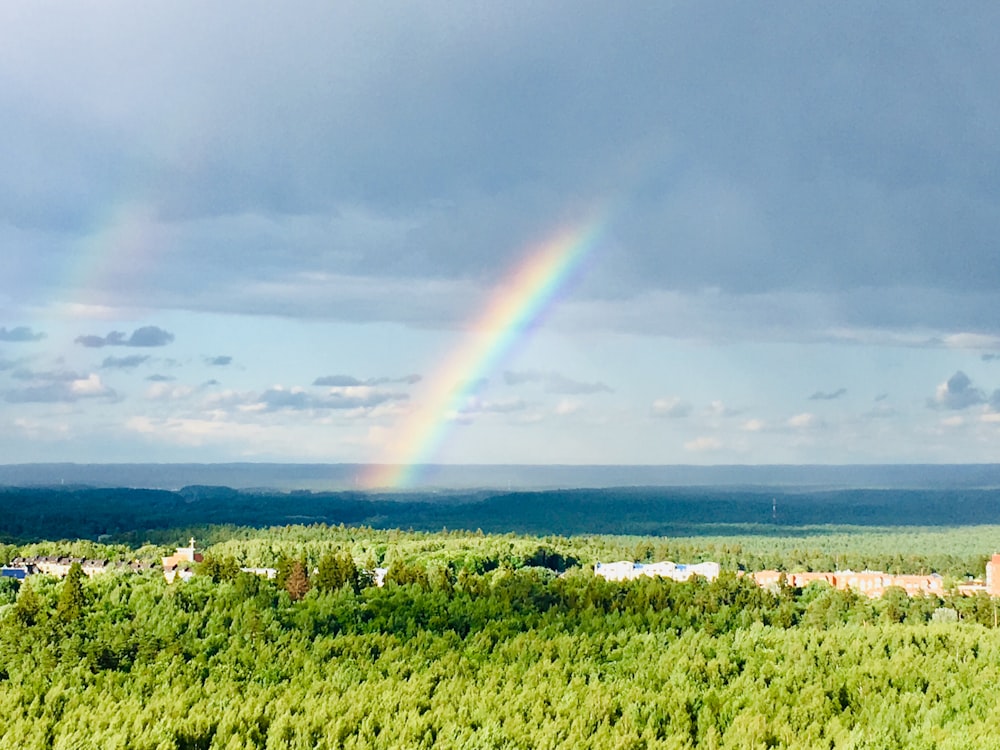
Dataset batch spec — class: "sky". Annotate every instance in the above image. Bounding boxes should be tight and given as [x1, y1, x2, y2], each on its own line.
[2, 2, 1000, 485]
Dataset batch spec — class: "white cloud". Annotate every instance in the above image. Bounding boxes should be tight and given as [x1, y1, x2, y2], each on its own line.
[146, 382, 195, 401]
[457, 397, 530, 417]
[942, 333, 1000, 350]
[787, 412, 819, 429]
[554, 399, 580, 416]
[651, 397, 692, 419]
[707, 400, 741, 417]
[684, 436, 722, 452]
[126, 415, 270, 448]
[69, 374, 109, 396]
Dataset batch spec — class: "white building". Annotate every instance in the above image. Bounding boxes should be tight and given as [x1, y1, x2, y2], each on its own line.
[594, 560, 720, 583]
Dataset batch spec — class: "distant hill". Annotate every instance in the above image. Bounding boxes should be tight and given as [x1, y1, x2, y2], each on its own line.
[0, 482, 999, 542]
[3, 462, 1000, 492]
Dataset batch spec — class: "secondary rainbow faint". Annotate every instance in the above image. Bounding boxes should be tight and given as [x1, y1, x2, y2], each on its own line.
[362, 211, 611, 489]
[58, 202, 164, 310]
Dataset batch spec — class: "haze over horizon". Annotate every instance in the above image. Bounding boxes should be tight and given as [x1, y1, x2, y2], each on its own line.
[5, 461, 1000, 494]
[3, 3, 1000, 480]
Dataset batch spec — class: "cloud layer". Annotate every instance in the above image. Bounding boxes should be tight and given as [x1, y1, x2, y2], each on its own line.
[2, 3, 999, 344]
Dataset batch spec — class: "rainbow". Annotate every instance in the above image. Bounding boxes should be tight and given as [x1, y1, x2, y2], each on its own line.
[363, 212, 610, 489]
[62, 202, 164, 310]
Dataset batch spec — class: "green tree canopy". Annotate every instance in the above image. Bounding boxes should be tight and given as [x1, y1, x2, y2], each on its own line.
[55, 562, 85, 623]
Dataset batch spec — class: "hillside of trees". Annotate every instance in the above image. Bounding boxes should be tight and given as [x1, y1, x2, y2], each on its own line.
[1, 523, 1000, 747]
[2, 484, 1000, 542]
[1, 483, 999, 747]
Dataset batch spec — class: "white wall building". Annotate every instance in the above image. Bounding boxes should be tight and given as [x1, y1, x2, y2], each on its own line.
[594, 560, 720, 583]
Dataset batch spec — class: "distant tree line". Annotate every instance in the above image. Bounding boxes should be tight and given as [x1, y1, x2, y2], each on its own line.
[2, 483, 1000, 543]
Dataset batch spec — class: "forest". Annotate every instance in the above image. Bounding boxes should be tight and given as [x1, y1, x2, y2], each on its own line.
[1, 518, 1000, 748]
[3, 483, 1000, 541]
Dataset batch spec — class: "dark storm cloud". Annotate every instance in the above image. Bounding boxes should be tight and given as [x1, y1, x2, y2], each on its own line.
[927, 371, 988, 410]
[0, 326, 45, 342]
[4, 4, 1000, 340]
[808, 388, 847, 401]
[101, 355, 150, 370]
[206, 355, 233, 366]
[503, 370, 611, 395]
[313, 374, 421, 387]
[75, 326, 174, 348]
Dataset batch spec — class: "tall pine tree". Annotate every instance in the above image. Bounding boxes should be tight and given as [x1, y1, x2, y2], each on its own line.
[285, 560, 310, 602]
[56, 562, 85, 622]
[13, 580, 42, 626]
